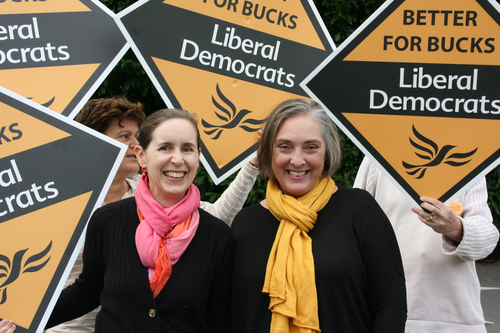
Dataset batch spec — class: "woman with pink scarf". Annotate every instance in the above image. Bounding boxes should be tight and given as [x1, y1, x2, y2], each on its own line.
[43, 109, 234, 332]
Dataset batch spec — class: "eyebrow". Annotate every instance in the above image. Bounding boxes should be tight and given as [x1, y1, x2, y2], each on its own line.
[115, 129, 132, 136]
[156, 140, 197, 146]
[275, 138, 323, 145]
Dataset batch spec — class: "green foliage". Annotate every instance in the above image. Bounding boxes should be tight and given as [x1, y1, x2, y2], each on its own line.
[96, 1, 500, 252]
[486, 166, 500, 255]
[332, 131, 364, 187]
[313, 0, 385, 44]
[487, 166, 500, 218]
[100, 0, 137, 13]
[93, 0, 164, 114]
[93, 49, 165, 115]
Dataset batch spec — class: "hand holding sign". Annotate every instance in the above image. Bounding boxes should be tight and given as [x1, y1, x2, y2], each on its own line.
[0, 319, 16, 333]
[412, 196, 464, 243]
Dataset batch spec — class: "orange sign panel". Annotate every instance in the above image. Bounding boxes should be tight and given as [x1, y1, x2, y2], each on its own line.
[117, 0, 335, 183]
[0, 87, 125, 332]
[303, 0, 500, 205]
[0, 0, 126, 117]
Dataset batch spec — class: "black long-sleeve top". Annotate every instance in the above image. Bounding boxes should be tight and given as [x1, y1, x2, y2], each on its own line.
[231, 186, 407, 333]
[47, 197, 234, 333]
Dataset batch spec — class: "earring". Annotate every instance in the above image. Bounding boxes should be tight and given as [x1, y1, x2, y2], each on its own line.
[141, 166, 147, 176]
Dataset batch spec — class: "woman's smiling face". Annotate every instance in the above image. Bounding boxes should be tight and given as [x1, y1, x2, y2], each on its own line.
[271, 115, 326, 198]
[104, 118, 140, 178]
[135, 118, 200, 208]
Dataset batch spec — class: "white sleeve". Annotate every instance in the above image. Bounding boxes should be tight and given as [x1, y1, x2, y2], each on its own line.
[353, 156, 378, 196]
[199, 162, 259, 226]
[442, 177, 499, 261]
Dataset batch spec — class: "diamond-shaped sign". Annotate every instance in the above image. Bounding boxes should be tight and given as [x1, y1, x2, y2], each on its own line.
[303, 0, 500, 206]
[116, 0, 335, 183]
[0, 86, 126, 332]
[0, 0, 128, 118]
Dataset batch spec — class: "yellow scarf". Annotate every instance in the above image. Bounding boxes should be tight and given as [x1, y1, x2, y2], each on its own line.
[263, 177, 336, 333]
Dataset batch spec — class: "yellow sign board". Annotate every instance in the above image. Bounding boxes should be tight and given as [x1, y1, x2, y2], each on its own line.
[0, 87, 125, 332]
[117, 0, 336, 183]
[303, 0, 500, 205]
[0, 0, 127, 117]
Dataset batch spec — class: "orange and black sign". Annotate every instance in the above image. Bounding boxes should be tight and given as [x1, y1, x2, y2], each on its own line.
[116, 0, 335, 183]
[0, 87, 126, 333]
[0, 0, 127, 118]
[304, 0, 500, 205]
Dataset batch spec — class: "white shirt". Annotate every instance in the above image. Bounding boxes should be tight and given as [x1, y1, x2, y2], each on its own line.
[354, 157, 499, 333]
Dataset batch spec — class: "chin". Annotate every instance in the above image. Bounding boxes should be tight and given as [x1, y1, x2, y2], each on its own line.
[283, 185, 314, 198]
[125, 163, 140, 173]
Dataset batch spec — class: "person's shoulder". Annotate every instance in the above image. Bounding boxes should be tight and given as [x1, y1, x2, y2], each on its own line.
[197, 209, 235, 254]
[358, 156, 380, 173]
[231, 202, 272, 233]
[233, 202, 267, 221]
[99, 196, 136, 213]
[126, 172, 140, 192]
[198, 208, 233, 236]
[238, 202, 266, 215]
[198, 207, 228, 225]
[333, 186, 375, 202]
[90, 197, 137, 226]
[323, 186, 383, 217]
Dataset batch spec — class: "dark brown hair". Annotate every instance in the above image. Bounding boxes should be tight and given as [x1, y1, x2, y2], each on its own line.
[75, 97, 146, 133]
[137, 108, 200, 151]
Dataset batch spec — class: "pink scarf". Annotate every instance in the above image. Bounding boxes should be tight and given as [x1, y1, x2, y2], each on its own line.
[135, 174, 200, 283]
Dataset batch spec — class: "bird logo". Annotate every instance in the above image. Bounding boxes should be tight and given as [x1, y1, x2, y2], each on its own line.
[0, 241, 52, 305]
[27, 96, 56, 108]
[403, 125, 478, 179]
[202, 84, 266, 140]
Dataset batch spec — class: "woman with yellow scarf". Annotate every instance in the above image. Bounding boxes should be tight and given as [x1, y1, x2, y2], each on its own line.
[231, 99, 407, 333]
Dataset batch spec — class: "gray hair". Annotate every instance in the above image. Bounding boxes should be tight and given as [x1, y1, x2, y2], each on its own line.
[257, 98, 341, 181]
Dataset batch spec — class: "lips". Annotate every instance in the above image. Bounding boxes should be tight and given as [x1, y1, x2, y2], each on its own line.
[126, 150, 137, 159]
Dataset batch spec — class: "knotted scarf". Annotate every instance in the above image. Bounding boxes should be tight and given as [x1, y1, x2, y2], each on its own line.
[263, 176, 336, 333]
[135, 173, 200, 297]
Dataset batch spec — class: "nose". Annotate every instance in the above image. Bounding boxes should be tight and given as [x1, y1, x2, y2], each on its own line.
[171, 148, 184, 165]
[289, 149, 305, 167]
[129, 136, 139, 148]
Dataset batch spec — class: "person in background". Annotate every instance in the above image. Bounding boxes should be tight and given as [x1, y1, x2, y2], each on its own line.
[354, 157, 499, 333]
[44, 108, 234, 332]
[231, 98, 407, 333]
[44, 98, 259, 333]
[45, 97, 145, 333]
[75, 97, 146, 205]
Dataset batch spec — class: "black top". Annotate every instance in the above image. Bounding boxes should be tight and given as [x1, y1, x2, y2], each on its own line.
[231, 186, 407, 333]
[47, 197, 234, 333]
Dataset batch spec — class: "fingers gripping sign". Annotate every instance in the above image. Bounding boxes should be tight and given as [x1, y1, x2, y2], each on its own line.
[0, 319, 16, 333]
[411, 196, 464, 244]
